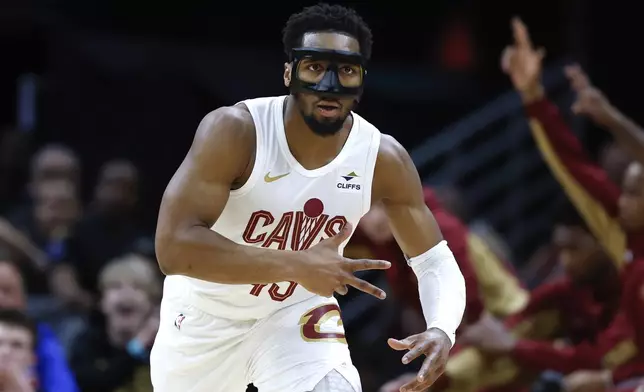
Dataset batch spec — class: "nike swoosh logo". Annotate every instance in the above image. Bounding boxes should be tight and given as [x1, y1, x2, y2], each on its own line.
[264, 172, 290, 183]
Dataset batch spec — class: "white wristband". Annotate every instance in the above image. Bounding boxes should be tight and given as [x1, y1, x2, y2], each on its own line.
[407, 240, 466, 347]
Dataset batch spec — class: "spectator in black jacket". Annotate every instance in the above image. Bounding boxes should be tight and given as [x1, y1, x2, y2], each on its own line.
[70, 254, 160, 392]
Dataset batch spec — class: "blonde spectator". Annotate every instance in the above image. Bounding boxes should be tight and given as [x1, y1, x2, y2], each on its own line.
[70, 254, 161, 392]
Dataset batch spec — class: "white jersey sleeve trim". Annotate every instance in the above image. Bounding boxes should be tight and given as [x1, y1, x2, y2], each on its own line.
[361, 126, 381, 216]
[229, 102, 267, 198]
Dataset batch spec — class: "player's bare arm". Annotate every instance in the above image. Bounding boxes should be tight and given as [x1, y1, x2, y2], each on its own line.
[372, 135, 467, 391]
[156, 106, 390, 297]
[156, 106, 296, 284]
[373, 135, 443, 256]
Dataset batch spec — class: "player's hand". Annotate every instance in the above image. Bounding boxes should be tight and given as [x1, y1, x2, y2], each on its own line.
[297, 222, 391, 299]
[563, 370, 611, 392]
[565, 64, 616, 127]
[460, 313, 516, 354]
[387, 328, 451, 391]
[501, 17, 546, 103]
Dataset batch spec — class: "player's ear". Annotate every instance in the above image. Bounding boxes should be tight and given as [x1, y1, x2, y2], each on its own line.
[283, 62, 292, 87]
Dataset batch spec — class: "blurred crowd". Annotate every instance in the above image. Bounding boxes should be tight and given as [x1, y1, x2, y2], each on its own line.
[0, 139, 159, 391]
[359, 20, 644, 392]
[0, 17, 643, 392]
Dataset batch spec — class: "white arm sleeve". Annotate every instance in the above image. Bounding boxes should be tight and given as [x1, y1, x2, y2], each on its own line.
[407, 240, 466, 347]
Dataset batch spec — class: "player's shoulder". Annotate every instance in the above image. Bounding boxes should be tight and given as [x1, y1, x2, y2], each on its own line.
[201, 104, 254, 135]
[376, 133, 411, 171]
[195, 104, 255, 148]
[372, 134, 418, 201]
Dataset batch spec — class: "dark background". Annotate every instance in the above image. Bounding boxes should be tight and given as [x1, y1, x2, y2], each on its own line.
[0, 0, 638, 256]
[1, 2, 641, 391]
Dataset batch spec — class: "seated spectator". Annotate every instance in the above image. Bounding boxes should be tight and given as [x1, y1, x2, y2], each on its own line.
[70, 254, 161, 392]
[3, 144, 83, 300]
[0, 309, 37, 392]
[380, 203, 620, 392]
[5, 178, 84, 297]
[456, 205, 620, 392]
[0, 259, 78, 392]
[1, 178, 92, 353]
[6, 144, 81, 228]
[70, 159, 152, 296]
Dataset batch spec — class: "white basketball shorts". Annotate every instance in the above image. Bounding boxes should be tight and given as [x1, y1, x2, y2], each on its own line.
[150, 292, 361, 392]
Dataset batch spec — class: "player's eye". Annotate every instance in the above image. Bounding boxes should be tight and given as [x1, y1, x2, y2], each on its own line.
[307, 63, 324, 72]
[340, 66, 355, 75]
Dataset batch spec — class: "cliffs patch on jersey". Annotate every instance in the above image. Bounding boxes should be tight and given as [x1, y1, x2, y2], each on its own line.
[242, 198, 348, 250]
[337, 171, 361, 192]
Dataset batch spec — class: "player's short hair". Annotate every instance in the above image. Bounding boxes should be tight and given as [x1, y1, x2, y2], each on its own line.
[553, 201, 589, 231]
[0, 309, 37, 348]
[282, 3, 373, 60]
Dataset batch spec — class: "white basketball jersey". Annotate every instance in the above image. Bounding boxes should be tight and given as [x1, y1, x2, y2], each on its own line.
[164, 95, 381, 320]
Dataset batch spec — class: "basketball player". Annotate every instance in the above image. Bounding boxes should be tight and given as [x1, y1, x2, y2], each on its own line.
[151, 4, 466, 392]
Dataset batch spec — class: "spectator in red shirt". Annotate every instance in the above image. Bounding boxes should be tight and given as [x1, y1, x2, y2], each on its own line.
[460, 203, 620, 392]
[503, 17, 644, 391]
[347, 187, 529, 392]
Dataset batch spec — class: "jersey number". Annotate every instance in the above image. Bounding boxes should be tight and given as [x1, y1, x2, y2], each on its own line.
[249, 282, 298, 302]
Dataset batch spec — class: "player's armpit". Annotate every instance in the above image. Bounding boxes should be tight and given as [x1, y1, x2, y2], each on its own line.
[155, 106, 298, 284]
[372, 134, 443, 257]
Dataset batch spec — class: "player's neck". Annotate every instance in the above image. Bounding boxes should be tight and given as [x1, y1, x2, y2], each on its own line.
[283, 95, 352, 170]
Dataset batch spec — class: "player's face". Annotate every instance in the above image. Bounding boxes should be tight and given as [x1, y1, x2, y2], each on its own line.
[553, 225, 605, 284]
[619, 162, 644, 230]
[285, 32, 361, 137]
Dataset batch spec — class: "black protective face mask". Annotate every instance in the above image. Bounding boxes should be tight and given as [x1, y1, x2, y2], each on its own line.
[289, 48, 367, 136]
[289, 48, 366, 99]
